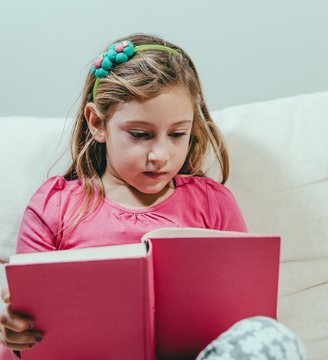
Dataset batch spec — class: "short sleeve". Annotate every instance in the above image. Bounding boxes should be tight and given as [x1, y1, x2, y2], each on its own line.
[206, 178, 248, 232]
[16, 176, 66, 254]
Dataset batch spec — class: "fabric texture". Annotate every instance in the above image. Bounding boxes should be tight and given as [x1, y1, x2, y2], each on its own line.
[196, 316, 306, 360]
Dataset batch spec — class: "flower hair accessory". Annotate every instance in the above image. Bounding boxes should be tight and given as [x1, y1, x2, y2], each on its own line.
[91, 40, 135, 79]
[91, 40, 180, 100]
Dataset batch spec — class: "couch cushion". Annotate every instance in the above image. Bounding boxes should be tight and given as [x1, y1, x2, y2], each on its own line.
[211, 91, 328, 360]
[0, 117, 72, 262]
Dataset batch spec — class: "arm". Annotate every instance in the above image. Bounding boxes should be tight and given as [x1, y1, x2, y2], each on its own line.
[206, 178, 248, 232]
[16, 176, 65, 254]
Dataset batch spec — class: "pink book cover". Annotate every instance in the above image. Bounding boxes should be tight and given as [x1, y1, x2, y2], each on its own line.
[149, 233, 280, 360]
[5, 229, 280, 360]
[6, 246, 155, 360]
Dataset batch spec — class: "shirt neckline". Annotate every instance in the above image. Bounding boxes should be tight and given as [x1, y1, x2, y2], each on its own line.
[102, 175, 183, 214]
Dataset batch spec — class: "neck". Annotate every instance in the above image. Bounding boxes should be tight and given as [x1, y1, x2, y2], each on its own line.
[101, 171, 175, 209]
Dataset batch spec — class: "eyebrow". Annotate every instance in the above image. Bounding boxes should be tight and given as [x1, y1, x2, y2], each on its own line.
[124, 120, 193, 126]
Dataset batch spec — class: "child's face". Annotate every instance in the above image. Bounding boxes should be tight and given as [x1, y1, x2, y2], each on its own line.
[102, 86, 194, 195]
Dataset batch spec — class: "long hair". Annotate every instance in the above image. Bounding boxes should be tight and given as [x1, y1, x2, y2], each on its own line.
[62, 33, 229, 234]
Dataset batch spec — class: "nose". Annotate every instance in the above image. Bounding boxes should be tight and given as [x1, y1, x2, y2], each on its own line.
[148, 144, 170, 167]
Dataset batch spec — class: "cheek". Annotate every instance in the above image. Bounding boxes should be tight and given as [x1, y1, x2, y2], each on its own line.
[178, 137, 191, 156]
[106, 139, 146, 166]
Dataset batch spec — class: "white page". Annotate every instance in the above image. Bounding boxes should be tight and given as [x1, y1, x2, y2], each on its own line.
[9, 242, 148, 265]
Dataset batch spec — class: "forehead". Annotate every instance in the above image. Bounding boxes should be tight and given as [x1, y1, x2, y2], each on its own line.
[108, 86, 194, 126]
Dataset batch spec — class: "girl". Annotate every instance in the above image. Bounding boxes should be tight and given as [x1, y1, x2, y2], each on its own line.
[0, 33, 305, 359]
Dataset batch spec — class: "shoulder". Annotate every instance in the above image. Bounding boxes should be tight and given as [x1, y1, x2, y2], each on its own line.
[28, 176, 82, 211]
[31, 175, 81, 198]
[17, 177, 84, 253]
[175, 175, 234, 201]
[204, 177, 240, 206]
[175, 175, 247, 231]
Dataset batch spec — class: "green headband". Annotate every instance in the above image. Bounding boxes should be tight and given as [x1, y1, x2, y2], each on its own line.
[91, 40, 181, 100]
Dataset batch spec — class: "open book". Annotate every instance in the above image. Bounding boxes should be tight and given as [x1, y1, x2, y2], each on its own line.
[6, 228, 280, 360]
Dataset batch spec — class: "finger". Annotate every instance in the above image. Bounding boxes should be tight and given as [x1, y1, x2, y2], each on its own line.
[1, 328, 42, 345]
[0, 335, 35, 351]
[0, 288, 10, 304]
[0, 306, 34, 333]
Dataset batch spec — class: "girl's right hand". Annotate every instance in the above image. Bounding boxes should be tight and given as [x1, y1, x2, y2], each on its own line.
[0, 288, 43, 351]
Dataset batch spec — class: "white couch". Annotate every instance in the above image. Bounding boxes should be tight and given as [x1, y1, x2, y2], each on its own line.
[1, 92, 327, 359]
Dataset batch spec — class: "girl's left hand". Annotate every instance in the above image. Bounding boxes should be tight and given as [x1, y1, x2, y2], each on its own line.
[0, 288, 42, 351]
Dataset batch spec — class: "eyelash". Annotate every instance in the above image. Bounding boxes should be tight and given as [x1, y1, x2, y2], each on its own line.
[129, 131, 187, 139]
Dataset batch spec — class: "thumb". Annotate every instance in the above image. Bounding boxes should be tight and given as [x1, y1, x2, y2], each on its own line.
[1, 288, 10, 304]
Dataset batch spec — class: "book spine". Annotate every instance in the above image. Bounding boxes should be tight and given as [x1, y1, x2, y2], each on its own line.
[143, 241, 155, 360]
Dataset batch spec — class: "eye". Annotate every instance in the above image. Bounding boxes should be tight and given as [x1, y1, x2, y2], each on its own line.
[129, 131, 151, 139]
[169, 132, 187, 138]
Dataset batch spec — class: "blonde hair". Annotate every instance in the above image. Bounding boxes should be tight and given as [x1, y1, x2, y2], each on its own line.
[62, 33, 229, 233]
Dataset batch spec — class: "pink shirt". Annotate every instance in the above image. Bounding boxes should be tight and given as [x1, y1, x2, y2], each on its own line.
[0, 175, 247, 359]
[16, 175, 247, 254]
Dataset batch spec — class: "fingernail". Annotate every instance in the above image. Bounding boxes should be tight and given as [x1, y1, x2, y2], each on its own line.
[35, 336, 42, 342]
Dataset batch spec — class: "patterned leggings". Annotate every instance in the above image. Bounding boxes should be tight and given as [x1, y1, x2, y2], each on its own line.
[196, 317, 306, 360]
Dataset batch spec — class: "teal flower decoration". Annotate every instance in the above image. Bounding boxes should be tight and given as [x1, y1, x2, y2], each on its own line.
[91, 40, 135, 78]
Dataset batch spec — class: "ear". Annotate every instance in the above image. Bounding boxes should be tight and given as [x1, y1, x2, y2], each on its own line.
[84, 103, 107, 143]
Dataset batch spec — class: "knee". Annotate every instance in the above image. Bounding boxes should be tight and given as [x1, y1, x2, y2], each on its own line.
[196, 316, 306, 360]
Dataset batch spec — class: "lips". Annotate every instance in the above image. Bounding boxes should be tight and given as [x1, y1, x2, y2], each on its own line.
[143, 172, 167, 179]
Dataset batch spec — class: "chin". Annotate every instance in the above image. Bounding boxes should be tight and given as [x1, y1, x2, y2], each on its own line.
[135, 181, 171, 195]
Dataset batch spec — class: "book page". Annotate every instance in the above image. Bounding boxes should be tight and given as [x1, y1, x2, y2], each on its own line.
[142, 227, 270, 240]
[9, 242, 148, 265]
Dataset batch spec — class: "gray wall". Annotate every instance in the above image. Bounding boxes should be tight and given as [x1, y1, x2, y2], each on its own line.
[1, 0, 328, 117]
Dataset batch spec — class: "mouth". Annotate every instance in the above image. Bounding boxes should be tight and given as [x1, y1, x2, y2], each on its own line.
[143, 172, 168, 179]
